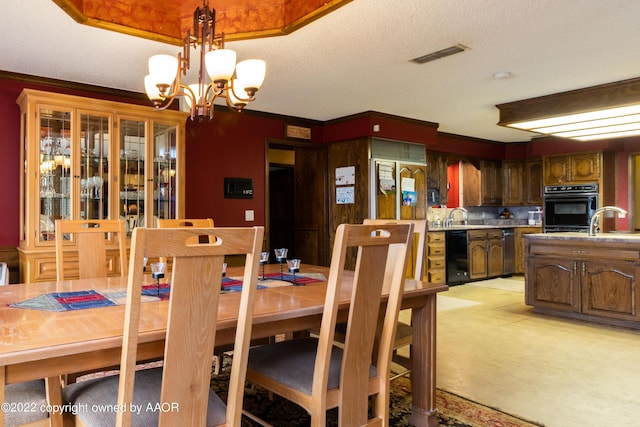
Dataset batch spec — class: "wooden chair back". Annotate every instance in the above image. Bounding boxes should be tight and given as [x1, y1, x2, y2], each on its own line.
[364, 218, 426, 280]
[316, 222, 413, 425]
[54, 219, 128, 281]
[157, 218, 215, 264]
[156, 218, 214, 228]
[116, 226, 264, 426]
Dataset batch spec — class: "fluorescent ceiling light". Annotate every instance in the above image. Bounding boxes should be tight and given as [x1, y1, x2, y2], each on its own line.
[496, 77, 640, 141]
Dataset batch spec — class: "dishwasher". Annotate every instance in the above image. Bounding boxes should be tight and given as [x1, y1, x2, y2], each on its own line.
[446, 230, 469, 285]
[502, 228, 515, 276]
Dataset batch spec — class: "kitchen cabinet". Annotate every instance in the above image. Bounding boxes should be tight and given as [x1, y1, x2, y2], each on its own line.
[502, 159, 542, 206]
[524, 159, 543, 205]
[468, 229, 503, 280]
[426, 152, 448, 206]
[480, 160, 502, 205]
[17, 89, 187, 282]
[542, 151, 613, 186]
[525, 235, 640, 328]
[502, 161, 524, 205]
[514, 226, 542, 274]
[460, 160, 502, 206]
[426, 231, 446, 284]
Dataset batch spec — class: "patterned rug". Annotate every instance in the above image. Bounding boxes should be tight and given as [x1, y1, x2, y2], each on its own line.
[210, 365, 544, 427]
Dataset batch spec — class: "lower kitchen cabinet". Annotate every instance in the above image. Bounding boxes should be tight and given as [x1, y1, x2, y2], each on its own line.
[468, 229, 503, 280]
[515, 226, 542, 274]
[525, 235, 640, 328]
[427, 231, 446, 284]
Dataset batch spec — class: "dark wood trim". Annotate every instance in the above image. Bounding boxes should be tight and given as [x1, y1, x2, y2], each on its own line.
[497, 77, 640, 124]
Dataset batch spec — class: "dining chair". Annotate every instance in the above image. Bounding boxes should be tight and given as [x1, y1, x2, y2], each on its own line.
[62, 226, 264, 426]
[54, 219, 128, 281]
[363, 218, 427, 378]
[246, 222, 413, 426]
[157, 218, 215, 264]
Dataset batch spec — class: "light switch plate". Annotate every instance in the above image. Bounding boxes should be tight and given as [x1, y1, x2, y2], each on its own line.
[245, 210, 254, 221]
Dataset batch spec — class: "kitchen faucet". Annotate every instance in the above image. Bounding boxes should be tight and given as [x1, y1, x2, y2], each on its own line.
[589, 206, 627, 236]
[445, 207, 468, 227]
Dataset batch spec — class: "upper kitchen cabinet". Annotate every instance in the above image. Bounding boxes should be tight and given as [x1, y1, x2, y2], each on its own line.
[502, 161, 524, 205]
[460, 159, 502, 206]
[17, 89, 187, 282]
[502, 159, 543, 206]
[426, 152, 448, 206]
[542, 151, 613, 186]
[525, 159, 543, 205]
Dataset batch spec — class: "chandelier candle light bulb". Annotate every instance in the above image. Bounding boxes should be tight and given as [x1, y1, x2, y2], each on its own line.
[143, 0, 266, 120]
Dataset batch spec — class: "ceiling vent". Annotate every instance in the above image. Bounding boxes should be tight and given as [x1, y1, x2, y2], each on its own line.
[410, 44, 470, 64]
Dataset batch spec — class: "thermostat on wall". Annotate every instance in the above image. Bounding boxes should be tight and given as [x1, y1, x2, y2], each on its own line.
[224, 177, 253, 199]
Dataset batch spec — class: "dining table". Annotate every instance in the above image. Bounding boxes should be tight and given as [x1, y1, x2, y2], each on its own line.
[0, 263, 447, 427]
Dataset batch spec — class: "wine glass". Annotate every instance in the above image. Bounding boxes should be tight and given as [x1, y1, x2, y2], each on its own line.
[259, 251, 269, 280]
[150, 262, 166, 297]
[274, 248, 288, 279]
[287, 259, 301, 285]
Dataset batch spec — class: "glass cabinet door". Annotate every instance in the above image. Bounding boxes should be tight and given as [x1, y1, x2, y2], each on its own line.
[38, 107, 72, 242]
[152, 122, 178, 223]
[119, 119, 146, 237]
[79, 113, 111, 221]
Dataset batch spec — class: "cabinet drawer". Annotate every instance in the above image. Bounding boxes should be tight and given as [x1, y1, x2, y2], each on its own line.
[428, 244, 445, 257]
[467, 230, 487, 241]
[428, 257, 445, 269]
[428, 271, 446, 284]
[428, 232, 445, 243]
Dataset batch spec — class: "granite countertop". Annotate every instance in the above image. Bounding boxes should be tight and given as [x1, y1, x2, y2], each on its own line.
[429, 221, 542, 231]
[525, 231, 640, 243]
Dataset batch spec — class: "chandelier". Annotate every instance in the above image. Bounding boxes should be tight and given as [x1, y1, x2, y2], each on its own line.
[144, 1, 266, 120]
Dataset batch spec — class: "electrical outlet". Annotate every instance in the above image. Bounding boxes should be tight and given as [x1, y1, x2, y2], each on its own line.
[245, 210, 254, 221]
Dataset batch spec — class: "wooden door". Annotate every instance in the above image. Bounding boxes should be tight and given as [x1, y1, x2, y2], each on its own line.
[581, 260, 640, 321]
[502, 161, 524, 205]
[468, 231, 487, 280]
[487, 230, 504, 277]
[543, 155, 570, 185]
[525, 160, 543, 205]
[526, 256, 579, 312]
[571, 152, 601, 182]
[399, 163, 427, 220]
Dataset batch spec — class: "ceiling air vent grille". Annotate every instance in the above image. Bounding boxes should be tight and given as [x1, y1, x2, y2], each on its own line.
[410, 44, 470, 64]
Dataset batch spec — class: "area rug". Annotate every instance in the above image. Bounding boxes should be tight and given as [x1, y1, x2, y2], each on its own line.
[210, 366, 544, 427]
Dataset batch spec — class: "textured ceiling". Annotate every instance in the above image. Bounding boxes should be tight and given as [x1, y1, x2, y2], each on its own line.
[3, 0, 640, 143]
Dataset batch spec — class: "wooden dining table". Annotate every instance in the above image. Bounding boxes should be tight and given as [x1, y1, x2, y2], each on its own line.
[0, 263, 447, 427]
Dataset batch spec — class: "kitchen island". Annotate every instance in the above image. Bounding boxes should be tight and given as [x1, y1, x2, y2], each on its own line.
[524, 232, 640, 329]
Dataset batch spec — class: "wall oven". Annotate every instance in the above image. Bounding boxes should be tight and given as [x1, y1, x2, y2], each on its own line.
[543, 183, 599, 232]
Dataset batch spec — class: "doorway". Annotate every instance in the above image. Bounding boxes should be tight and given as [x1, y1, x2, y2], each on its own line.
[269, 165, 295, 254]
[266, 140, 329, 266]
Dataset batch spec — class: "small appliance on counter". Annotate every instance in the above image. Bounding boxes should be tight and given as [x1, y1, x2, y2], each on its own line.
[528, 208, 542, 225]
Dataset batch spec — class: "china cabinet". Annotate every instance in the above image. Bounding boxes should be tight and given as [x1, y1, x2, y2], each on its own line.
[17, 89, 188, 282]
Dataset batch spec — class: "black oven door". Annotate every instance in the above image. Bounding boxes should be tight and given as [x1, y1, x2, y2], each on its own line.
[544, 195, 598, 231]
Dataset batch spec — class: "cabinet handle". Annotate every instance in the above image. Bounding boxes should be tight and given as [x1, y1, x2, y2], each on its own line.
[582, 263, 586, 275]
[573, 261, 577, 275]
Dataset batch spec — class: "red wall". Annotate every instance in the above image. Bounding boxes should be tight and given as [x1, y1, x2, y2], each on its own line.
[0, 74, 638, 245]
